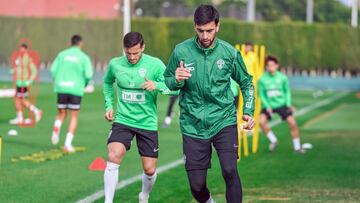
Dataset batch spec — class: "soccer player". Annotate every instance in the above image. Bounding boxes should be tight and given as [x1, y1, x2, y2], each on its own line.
[50, 35, 93, 152]
[10, 43, 42, 125]
[103, 32, 176, 203]
[242, 42, 257, 77]
[161, 95, 178, 128]
[164, 5, 255, 203]
[258, 56, 304, 153]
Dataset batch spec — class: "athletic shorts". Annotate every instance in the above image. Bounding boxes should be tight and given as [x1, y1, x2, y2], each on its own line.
[57, 93, 82, 110]
[261, 106, 293, 121]
[15, 87, 28, 98]
[107, 123, 159, 158]
[182, 124, 238, 171]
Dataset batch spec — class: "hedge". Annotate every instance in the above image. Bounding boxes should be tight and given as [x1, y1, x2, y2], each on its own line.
[0, 16, 359, 69]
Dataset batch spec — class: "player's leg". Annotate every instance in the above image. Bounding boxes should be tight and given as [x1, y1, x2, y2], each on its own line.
[279, 107, 304, 153]
[286, 115, 303, 152]
[213, 125, 242, 203]
[63, 94, 82, 152]
[259, 110, 278, 151]
[10, 88, 25, 124]
[162, 95, 178, 128]
[183, 135, 214, 203]
[135, 128, 159, 203]
[104, 123, 134, 203]
[63, 109, 78, 151]
[22, 98, 42, 122]
[51, 94, 68, 145]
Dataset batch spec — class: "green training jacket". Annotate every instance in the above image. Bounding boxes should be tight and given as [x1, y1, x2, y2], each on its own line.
[258, 71, 291, 109]
[51, 46, 93, 96]
[164, 37, 255, 139]
[104, 54, 177, 131]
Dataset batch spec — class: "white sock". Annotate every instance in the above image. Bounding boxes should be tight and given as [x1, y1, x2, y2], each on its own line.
[140, 172, 157, 199]
[293, 137, 301, 151]
[64, 133, 74, 147]
[29, 105, 39, 114]
[104, 162, 119, 203]
[54, 120, 62, 130]
[206, 196, 215, 203]
[17, 111, 23, 122]
[266, 131, 278, 143]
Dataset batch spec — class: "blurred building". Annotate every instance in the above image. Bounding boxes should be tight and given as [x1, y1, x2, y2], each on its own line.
[0, 0, 121, 19]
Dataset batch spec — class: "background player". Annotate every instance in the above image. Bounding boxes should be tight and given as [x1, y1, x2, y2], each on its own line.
[10, 43, 42, 125]
[50, 35, 93, 152]
[258, 55, 304, 153]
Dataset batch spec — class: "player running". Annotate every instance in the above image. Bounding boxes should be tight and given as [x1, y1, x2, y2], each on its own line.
[258, 56, 305, 153]
[50, 35, 93, 152]
[164, 5, 255, 203]
[10, 43, 42, 125]
[103, 32, 176, 203]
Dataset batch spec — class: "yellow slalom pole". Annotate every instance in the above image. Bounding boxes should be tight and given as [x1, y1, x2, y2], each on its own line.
[237, 89, 243, 161]
[252, 45, 266, 154]
[0, 136, 2, 163]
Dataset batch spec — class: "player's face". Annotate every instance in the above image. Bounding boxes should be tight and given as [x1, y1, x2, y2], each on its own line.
[266, 60, 279, 74]
[195, 21, 219, 48]
[245, 45, 252, 54]
[124, 43, 144, 64]
[19, 47, 27, 53]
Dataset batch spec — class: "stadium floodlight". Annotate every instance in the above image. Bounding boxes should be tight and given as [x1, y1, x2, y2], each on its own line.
[351, 0, 358, 27]
[306, 0, 314, 24]
[123, 0, 131, 36]
[247, 0, 256, 22]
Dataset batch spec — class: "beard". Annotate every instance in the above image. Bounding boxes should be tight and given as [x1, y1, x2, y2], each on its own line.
[198, 38, 215, 48]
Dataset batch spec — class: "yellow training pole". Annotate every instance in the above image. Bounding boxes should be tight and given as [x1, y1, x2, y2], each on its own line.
[0, 136, 2, 163]
[252, 45, 266, 154]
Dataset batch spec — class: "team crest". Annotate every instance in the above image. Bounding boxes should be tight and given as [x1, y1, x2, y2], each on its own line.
[138, 68, 146, 78]
[217, 59, 225, 70]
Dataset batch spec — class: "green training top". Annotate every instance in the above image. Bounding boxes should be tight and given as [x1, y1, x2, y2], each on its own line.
[51, 46, 93, 96]
[164, 37, 255, 139]
[103, 54, 176, 131]
[14, 53, 37, 87]
[258, 71, 291, 109]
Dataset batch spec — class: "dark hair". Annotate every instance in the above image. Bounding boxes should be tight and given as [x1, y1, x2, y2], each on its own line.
[194, 5, 220, 26]
[20, 43, 28, 49]
[245, 41, 253, 46]
[123, 32, 144, 48]
[265, 55, 279, 64]
[71, 35, 82, 46]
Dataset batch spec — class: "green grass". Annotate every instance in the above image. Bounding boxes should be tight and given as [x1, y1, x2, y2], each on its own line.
[0, 83, 359, 203]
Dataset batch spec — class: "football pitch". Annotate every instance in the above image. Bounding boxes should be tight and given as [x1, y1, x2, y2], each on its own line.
[0, 83, 359, 203]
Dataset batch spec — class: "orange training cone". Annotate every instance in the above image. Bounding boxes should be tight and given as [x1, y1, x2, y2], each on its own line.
[89, 157, 107, 171]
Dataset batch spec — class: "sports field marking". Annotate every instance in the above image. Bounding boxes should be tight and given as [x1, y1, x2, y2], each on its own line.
[76, 92, 348, 203]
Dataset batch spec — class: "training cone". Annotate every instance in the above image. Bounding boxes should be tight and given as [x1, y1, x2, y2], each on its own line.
[89, 157, 106, 171]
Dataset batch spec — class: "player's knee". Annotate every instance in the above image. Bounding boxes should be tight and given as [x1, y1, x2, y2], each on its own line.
[221, 165, 237, 180]
[189, 178, 206, 193]
[143, 166, 156, 176]
[107, 150, 121, 164]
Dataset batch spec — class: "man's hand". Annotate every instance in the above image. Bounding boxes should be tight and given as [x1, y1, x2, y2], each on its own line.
[242, 114, 255, 130]
[175, 61, 191, 83]
[141, 77, 156, 91]
[105, 109, 114, 122]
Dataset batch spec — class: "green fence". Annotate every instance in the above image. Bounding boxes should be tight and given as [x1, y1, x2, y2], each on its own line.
[0, 16, 359, 69]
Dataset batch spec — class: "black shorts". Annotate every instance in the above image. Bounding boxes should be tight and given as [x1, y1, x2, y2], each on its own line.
[261, 106, 293, 121]
[107, 123, 159, 158]
[57, 93, 82, 110]
[183, 125, 238, 171]
[15, 87, 28, 98]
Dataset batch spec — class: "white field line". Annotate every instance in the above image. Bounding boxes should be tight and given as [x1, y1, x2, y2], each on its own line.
[76, 92, 348, 203]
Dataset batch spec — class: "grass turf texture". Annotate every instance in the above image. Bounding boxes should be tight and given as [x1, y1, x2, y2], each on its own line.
[0, 83, 359, 202]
